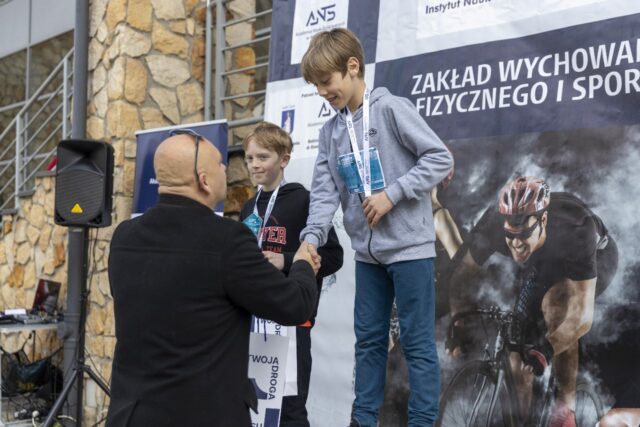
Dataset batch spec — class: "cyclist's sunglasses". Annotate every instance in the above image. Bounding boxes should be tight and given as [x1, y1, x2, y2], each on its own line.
[504, 217, 540, 241]
[169, 128, 203, 183]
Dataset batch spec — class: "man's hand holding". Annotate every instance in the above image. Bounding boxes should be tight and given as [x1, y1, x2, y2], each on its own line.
[262, 251, 285, 270]
[362, 191, 394, 227]
[293, 241, 321, 274]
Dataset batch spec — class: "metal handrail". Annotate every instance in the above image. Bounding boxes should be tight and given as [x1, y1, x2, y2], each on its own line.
[206, 1, 272, 141]
[222, 35, 271, 52]
[224, 9, 272, 27]
[0, 157, 15, 182]
[26, 122, 63, 163]
[0, 136, 16, 162]
[0, 174, 16, 198]
[24, 82, 64, 130]
[228, 116, 263, 128]
[0, 91, 60, 114]
[221, 62, 268, 76]
[0, 49, 73, 143]
[25, 102, 64, 147]
[24, 152, 55, 186]
[0, 48, 73, 211]
[220, 89, 266, 101]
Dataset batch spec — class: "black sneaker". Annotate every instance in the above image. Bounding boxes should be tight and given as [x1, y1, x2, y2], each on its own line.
[348, 419, 362, 427]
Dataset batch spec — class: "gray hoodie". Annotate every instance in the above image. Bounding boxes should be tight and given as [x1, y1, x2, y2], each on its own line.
[301, 87, 453, 264]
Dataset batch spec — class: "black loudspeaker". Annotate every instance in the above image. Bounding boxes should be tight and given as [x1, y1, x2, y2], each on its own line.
[54, 139, 114, 228]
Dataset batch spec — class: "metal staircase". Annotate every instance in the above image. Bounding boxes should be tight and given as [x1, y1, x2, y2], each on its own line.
[0, 48, 73, 213]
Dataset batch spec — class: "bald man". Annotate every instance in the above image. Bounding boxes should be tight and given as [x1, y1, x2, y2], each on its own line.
[106, 132, 320, 427]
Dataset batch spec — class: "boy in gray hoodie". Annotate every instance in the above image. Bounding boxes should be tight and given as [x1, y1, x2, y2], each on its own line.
[300, 28, 453, 427]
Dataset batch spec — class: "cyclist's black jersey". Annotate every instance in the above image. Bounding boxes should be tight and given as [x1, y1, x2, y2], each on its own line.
[468, 192, 607, 288]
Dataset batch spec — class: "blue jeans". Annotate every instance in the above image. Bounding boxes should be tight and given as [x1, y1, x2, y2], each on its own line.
[352, 259, 439, 427]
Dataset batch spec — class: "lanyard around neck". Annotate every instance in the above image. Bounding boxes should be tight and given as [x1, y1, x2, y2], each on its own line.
[252, 179, 286, 249]
[345, 87, 371, 197]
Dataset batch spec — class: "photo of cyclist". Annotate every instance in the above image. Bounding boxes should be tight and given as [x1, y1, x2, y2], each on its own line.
[379, 163, 461, 427]
[447, 176, 619, 427]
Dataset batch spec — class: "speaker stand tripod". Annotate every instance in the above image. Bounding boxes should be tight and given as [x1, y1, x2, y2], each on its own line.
[43, 228, 110, 427]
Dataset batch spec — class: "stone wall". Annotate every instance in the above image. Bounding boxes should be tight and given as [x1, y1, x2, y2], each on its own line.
[0, 0, 263, 422]
[0, 173, 67, 369]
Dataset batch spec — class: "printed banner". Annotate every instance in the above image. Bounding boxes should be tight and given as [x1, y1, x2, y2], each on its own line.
[290, 0, 349, 65]
[415, 0, 605, 39]
[248, 333, 290, 427]
[265, 78, 337, 159]
[264, 72, 375, 160]
[132, 120, 228, 216]
[266, 1, 640, 426]
[252, 317, 298, 396]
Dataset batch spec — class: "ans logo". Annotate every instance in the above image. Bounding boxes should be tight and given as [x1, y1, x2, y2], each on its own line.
[306, 4, 336, 27]
[281, 108, 295, 134]
[318, 102, 332, 118]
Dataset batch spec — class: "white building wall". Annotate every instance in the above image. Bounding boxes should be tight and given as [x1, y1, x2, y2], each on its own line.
[0, 0, 74, 59]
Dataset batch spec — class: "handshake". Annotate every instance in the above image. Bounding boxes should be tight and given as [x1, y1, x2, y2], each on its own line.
[293, 241, 321, 274]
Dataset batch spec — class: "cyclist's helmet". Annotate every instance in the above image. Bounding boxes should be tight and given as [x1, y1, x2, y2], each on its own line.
[498, 176, 550, 217]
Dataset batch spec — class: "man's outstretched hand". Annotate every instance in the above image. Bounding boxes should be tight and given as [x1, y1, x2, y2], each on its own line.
[294, 241, 321, 274]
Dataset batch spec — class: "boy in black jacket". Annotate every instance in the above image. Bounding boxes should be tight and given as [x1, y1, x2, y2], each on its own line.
[240, 122, 344, 427]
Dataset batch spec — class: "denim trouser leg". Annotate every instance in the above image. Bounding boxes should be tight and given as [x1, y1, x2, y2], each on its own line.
[352, 261, 394, 426]
[390, 259, 440, 426]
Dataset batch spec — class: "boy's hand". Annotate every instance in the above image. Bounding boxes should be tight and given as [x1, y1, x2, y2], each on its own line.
[262, 251, 285, 270]
[362, 191, 394, 227]
[305, 242, 321, 264]
[293, 242, 321, 274]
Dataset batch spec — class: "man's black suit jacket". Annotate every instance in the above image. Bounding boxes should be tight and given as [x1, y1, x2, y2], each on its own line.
[105, 194, 317, 427]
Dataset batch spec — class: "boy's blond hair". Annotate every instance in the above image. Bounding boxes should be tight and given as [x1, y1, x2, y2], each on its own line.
[242, 122, 293, 158]
[301, 28, 365, 85]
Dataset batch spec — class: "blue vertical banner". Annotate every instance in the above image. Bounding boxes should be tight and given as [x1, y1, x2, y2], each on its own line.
[132, 120, 228, 216]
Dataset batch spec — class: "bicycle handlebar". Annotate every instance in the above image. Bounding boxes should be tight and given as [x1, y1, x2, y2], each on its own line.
[449, 306, 515, 329]
[447, 306, 522, 352]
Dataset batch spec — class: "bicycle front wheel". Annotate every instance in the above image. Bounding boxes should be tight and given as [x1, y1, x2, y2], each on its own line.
[437, 360, 518, 427]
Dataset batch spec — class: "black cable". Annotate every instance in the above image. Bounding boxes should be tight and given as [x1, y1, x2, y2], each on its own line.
[357, 192, 382, 265]
[83, 347, 109, 388]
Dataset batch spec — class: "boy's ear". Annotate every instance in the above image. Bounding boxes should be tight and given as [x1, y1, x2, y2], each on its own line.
[280, 153, 291, 169]
[347, 57, 360, 77]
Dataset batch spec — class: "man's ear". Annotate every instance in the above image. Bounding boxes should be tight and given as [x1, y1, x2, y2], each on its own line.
[538, 211, 549, 239]
[197, 172, 212, 195]
[540, 210, 548, 227]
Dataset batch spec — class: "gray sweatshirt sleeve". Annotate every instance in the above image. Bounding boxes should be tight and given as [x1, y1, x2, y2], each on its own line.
[300, 125, 340, 247]
[384, 96, 454, 205]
